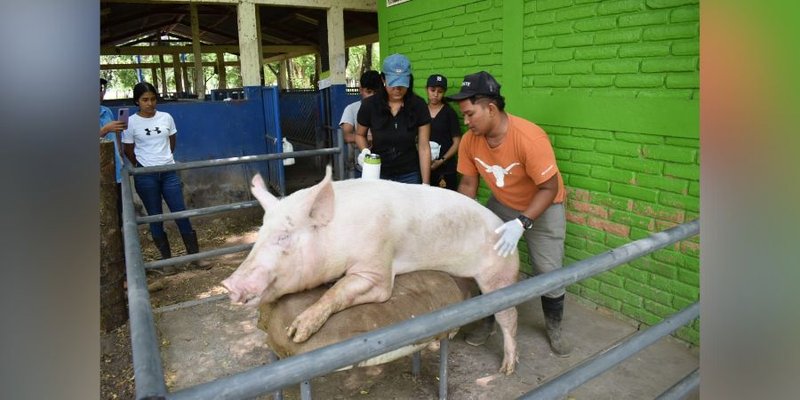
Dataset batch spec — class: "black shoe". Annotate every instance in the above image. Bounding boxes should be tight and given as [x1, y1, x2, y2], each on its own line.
[465, 316, 496, 346]
[181, 230, 211, 270]
[152, 235, 177, 276]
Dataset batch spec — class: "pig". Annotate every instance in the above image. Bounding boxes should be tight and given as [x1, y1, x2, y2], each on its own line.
[222, 166, 520, 374]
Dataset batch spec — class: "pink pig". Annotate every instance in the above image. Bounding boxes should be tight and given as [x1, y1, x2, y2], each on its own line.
[222, 167, 520, 374]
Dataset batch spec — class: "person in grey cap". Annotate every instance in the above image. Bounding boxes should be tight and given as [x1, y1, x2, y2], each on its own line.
[426, 74, 462, 190]
[355, 53, 432, 184]
[448, 71, 571, 357]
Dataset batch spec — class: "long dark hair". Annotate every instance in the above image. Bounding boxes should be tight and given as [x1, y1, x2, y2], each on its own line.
[133, 81, 159, 105]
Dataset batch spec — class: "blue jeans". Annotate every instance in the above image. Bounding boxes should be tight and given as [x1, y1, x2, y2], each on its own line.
[133, 170, 193, 239]
[382, 170, 421, 184]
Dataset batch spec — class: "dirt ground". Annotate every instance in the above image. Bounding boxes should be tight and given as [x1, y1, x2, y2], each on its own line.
[100, 209, 264, 400]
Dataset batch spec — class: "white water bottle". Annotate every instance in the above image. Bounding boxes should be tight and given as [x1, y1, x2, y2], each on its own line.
[282, 138, 295, 166]
[361, 153, 381, 180]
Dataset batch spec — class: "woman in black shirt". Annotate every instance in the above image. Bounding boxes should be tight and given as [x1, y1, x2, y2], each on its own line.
[425, 74, 462, 190]
[355, 53, 432, 184]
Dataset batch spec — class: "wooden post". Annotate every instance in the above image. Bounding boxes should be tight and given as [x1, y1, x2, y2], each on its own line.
[100, 141, 127, 332]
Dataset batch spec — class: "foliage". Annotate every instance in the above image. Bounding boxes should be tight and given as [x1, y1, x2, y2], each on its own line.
[100, 42, 380, 96]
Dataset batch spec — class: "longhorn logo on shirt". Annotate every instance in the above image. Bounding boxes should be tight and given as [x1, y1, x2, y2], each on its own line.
[144, 127, 162, 136]
[474, 157, 520, 188]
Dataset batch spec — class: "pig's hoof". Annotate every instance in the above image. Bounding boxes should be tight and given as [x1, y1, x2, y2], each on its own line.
[287, 320, 313, 343]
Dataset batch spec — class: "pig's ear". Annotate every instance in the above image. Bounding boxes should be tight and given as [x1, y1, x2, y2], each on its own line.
[251, 174, 278, 210]
[305, 166, 335, 227]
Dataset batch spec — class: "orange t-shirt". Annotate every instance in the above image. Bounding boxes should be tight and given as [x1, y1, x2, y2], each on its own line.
[457, 114, 565, 210]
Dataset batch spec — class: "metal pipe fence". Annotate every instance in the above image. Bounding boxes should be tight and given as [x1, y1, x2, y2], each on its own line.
[519, 303, 700, 400]
[121, 141, 347, 399]
[162, 220, 698, 399]
[120, 143, 699, 400]
[655, 368, 700, 400]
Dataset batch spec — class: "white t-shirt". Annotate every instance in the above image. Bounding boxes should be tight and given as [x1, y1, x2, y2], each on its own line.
[339, 100, 361, 128]
[122, 110, 177, 167]
[339, 101, 362, 171]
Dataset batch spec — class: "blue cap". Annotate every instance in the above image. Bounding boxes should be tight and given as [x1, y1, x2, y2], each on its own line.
[382, 54, 411, 88]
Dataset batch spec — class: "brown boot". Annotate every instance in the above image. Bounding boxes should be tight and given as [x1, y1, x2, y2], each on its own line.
[542, 295, 572, 357]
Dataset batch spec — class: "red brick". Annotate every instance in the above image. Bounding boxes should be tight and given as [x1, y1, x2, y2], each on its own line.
[568, 187, 592, 202]
[587, 217, 631, 237]
[572, 200, 610, 219]
[566, 211, 587, 224]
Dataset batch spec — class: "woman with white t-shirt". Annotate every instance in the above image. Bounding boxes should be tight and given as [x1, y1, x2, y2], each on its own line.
[122, 82, 209, 275]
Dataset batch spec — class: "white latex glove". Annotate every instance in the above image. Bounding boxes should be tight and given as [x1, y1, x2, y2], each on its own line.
[493, 219, 525, 257]
[357, 148, 371, 168]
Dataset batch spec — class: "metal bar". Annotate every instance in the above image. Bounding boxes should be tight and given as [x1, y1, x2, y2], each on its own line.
[300, 380, 311, 400]
[439, 338, 449, 400]
[153, 294, 228, 314]
[136, 200, 260, 224]
[654, 368, 700, 400]
[130, 148, 341, 174]
[166, 221, 698, 400]
[144, 243, 253, 269]
[334, 127, 345, 181]
[518, 303, 700, 400]
[267, 352, 283, 400]
[120, 167, 169, 399]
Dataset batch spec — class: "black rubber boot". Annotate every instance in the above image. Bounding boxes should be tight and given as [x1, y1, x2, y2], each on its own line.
[465, 315, 496, 346]
[541, 295, 572, 357]
[181, 230, 211, 270]
[152, 234, 177, 276]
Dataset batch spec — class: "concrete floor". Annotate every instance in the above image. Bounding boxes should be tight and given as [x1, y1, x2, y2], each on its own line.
[156, 292, 698, 399]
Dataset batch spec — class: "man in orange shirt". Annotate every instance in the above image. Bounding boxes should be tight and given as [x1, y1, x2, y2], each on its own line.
[448, 71, 571, 357]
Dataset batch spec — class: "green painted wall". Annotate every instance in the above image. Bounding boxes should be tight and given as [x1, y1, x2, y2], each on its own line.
[378, 0, 699, 345]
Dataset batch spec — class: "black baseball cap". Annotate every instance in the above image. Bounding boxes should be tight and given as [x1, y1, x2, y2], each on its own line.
[426, 74, 447, 89]
[445, 71, 502, 101]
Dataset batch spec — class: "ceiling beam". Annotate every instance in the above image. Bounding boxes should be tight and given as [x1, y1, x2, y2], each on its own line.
[101, 0, 376, 13]
[101, 44, 317, 56]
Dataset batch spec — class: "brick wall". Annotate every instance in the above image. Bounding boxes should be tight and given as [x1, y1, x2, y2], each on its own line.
[522, 0, 699, 99]
[380, 0, 699, 345]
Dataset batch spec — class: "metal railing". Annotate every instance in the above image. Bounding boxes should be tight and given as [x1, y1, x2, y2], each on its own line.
[120, 143, 699, 399]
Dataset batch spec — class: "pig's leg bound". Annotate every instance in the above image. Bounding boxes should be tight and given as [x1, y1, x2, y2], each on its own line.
[287, 272, 392, 343]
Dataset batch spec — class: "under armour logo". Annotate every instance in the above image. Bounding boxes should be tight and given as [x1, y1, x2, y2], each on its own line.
[144, 127, 162, 136]
[463, 82, 471, 87]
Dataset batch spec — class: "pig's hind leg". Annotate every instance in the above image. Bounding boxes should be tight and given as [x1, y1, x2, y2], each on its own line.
[287, 270, 393, 343]
[474, 261, 520, 374]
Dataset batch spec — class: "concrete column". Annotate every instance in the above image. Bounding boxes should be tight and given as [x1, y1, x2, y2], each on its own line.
[278, 59, 288, 90]
[172, 53, 183, 94]
[217, 52, 227, 89]
[158, 54, 169, 96]
[326, 6, 346, 86]
[190, 3, 205, 99]
[182, 55, 192, 94]
[237, 1, 262, 87]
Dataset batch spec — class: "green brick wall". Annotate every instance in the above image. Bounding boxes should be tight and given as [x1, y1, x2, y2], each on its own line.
[379, 0, 699, 345]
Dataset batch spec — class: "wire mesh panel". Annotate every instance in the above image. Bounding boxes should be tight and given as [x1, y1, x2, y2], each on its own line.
[279, 89, 321, 147]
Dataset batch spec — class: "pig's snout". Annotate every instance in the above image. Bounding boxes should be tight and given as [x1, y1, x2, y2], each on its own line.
[221, 278, 245, 303]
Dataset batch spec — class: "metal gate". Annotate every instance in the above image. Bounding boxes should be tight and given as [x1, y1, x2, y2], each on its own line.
[119, 152, 699, 400]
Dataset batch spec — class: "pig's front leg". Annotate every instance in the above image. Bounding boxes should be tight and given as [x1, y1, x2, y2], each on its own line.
[287, 271, 393, 342]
